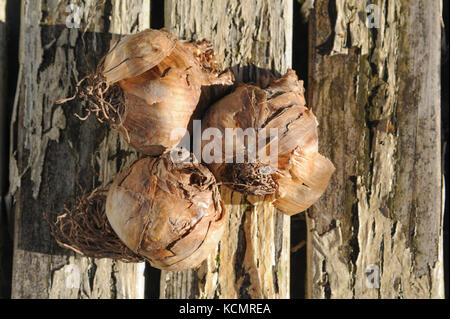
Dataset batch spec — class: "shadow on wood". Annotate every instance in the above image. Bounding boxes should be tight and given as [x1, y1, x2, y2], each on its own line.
[1, 0, 21, 299]
[11, 27, 125, 257]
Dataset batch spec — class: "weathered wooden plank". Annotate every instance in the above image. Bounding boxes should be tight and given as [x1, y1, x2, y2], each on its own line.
[9, 0, 151, 299]
[160, 0, 292, 299]
[307, 0, 444, 298]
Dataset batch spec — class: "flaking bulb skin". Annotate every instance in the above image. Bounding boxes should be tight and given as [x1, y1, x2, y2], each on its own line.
[105, 154, 226, 271]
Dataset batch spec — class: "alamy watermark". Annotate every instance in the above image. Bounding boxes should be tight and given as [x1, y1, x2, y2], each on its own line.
[365, 264, 380, 289]
[65, 264, 81, 289]
[66, 4, 81, 29]
[64, 3, 382, 30]
[366, 3, 381, 29]
[169, 120, 279, 171]
[65, 3, 142, 29]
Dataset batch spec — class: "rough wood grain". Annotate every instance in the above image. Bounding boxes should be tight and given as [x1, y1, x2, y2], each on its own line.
[307, 0, 444, 298]
[9, 0, 150, 299]
[160, 0, 292, 299]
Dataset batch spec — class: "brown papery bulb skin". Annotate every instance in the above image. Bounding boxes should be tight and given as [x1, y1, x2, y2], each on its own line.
[105, 155, 226, 271]
[103, 28, 234, 155]
[202, 69, 335, 215]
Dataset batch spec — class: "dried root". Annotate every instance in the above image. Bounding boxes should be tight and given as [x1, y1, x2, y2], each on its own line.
[187, 39, 228, 79]
[46, 187, 143, 263]
[57, 28, 233, 155]
[57, 68, 126, 126]
[224, 162, 277, 196]
[202, 70, 335, 214]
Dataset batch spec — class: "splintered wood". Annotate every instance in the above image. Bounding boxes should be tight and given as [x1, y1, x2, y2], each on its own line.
[160, 0, 292, 299]
[307, 0, 443, 299]
[10, 0, 150, 299]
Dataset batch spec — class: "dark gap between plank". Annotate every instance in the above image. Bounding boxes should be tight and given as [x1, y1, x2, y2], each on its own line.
[290, 0, 309, 300]
[143, 0, 165, 299]
[0, 0, 21, 299]
[151, 0, 165, 29]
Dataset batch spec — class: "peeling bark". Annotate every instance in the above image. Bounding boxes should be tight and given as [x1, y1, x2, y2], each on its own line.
[307, 0, 444, 298]
[9, 0, 150, 299]
[160, 0, 292, 299]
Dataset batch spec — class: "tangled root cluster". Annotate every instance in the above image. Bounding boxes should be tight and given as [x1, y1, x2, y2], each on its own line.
[46, 187, 143, 263]
[58, 72, 125, 125]
[225, 162, 277, 196]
